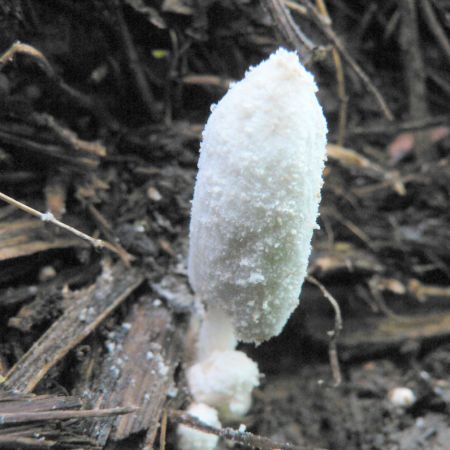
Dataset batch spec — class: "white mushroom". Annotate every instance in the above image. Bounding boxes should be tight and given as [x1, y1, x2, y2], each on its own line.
[186, 47, 327, 422]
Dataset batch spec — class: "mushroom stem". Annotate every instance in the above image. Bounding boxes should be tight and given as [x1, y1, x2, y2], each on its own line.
[197, 306, 237, 361]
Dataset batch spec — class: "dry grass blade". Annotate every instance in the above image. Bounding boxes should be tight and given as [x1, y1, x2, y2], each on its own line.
[0, 192, 134, 266]
[327, 144, 383, 173]
[169, 409, 328, 450]
[0, 218, 86, 261]
[0, 41, 53, 73]
[327, 144, 407, 196]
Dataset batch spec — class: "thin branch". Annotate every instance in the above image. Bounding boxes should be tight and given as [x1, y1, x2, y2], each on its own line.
[0, 41, 118, 128]
[306, 276, 343, 386]
[262, 0, 324, 65]
[347, 115, 450, 136]
[169, 409, 328, 450]
[31, 112, 107, 157]
[299, 0, 394, 121]
[113, 0, 159, 120]
[0, 192, 134, 266]
[0, 406, 137, 425]
[0, 41, 52, 72]
[421, 0, 450, 62]
[284, 0, 307, 15]
[315, 0, 348, 145]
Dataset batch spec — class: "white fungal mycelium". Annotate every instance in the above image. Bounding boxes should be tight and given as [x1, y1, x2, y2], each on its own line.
[177, 402, 221, 450]
[188, 47, 327, 344]
[184, 47, 327, 426]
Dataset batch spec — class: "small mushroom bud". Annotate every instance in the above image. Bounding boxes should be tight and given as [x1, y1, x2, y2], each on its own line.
[177, 402, 222, 450]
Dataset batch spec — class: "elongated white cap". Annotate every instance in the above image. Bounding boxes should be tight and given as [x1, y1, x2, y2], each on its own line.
[188, 48, 327, 343]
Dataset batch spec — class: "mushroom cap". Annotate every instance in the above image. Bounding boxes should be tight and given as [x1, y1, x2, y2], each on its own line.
[188, 48, 327, 343]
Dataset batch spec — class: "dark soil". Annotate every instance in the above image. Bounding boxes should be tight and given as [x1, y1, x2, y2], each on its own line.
[0, 1, 449, 449]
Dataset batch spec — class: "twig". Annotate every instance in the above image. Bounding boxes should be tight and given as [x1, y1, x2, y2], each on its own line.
[408, 278, 450, 302]
[347, 115, 450, 136]
[421, 0, 450, 63]
[0, 192, 133, 266]
[0, 406, 137, 425]
[182, 74, 232, 90]
[44, 173, 68, 220]
[113, 0, 158, 120]
[262, 0, 324, 65]
[0, 41, 118, 128]
[427, 70, 450, 98]
[31, 112, 107, 157]
[86, 203, 134, 266]
[327, 144, 407, 196]
[169, 409, 328, 450]
[306, 276, 343, 386]
[0, 41, 52, 72]
[0, 127, 98, 169]
[399, 0, 431, 159]
[367, 276, 408, 320]
[284, 0, 307, 16]
[315, 0, 348, 145]
[299, 0, 394, 121]
[159, 409, 168, 450]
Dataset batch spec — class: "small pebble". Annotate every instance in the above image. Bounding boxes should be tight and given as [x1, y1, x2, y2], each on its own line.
[38, 265, 56, 282]
[388, 387, 416, 407]
[147, 186, 162, 202]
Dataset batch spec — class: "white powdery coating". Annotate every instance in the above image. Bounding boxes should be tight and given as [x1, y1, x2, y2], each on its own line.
[188, 48, 327, 343]
[187, 350, 260, 421]
[177, 403, 221, 450]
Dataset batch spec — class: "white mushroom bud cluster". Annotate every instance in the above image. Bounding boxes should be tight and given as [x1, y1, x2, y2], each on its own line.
[187, 350, 260, 421]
